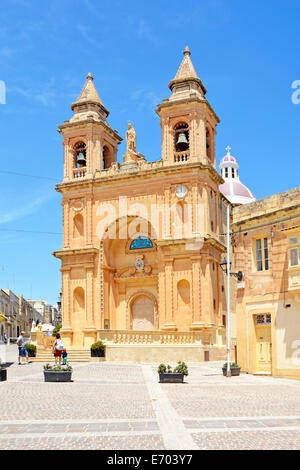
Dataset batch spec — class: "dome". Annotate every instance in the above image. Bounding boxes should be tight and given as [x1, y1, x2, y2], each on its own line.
[219, 146, 256, 205]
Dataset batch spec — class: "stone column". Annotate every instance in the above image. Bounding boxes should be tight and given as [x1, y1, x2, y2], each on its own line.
[162, 259, 176, 330]
[198, 118, 207, 164]
[190, 257, 202, 329]
[86, 195, 93, 246]
[164, 186, 171, 239]
[83, 265, 97, 347]
[63, 201, 70, 249]
[60, 268, 73, 347]
[200, 254, 213, 325]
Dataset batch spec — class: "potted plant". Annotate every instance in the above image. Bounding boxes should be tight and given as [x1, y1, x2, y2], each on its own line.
[158, 361, 188, 383]
[222, 362, 241, 376]
[43, 363, 72, 382]
[0, 360, 7, 382]
[52, 324, 62, 336]
[90, 340, 105, 357]
[25, 343, 36, 357]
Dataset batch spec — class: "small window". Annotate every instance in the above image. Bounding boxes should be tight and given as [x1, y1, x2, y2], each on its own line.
[231, 168, 234, 178]
[225, 168, 228, 178]
[255, 314, 271, 325]
[289, 248, 299, 267]
[287, 233, 300, 267]
[254, 237, 269, 272]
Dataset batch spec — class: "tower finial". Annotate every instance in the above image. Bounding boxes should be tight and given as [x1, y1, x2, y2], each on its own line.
[184, 45, 191, 56]
[226, 145, 231, 154]
[86, 72, 93, 81]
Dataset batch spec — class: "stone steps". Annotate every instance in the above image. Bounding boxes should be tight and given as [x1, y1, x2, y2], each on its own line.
[32, 349, 92, 362]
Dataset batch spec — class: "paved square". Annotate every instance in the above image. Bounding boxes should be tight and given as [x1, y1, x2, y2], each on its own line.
[0, 345, 299, 450]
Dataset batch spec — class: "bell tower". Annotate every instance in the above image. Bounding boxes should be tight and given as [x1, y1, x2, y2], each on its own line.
[156, 46, 219, 167]
[58, 73, 121, 182]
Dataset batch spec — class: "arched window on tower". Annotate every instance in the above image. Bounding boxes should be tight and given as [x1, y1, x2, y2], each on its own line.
[74, 142, 86, 168]
[174, 122, 189, 162]
[102, 145, 113, 170]
[206, 126, 213, 164]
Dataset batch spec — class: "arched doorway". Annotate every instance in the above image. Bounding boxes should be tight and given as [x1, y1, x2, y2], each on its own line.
[131, 295, 154, 331]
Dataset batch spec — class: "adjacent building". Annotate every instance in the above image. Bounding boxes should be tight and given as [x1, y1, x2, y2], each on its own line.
[27, 300, 59, 325]
[232, 188, 300, 379]
[0, 290, 42, 342]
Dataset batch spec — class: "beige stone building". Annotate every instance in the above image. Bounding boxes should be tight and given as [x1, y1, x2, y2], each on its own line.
[0, 290, 42, 342]
[232, 188, 300, 379]
[53, 47, 234, 362]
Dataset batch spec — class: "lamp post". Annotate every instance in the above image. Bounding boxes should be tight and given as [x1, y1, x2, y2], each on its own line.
[226, 205, 231, 377]
[220, 205, 243, 378]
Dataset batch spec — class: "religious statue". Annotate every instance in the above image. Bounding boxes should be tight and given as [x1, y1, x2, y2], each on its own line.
[126, 123, 136, 154]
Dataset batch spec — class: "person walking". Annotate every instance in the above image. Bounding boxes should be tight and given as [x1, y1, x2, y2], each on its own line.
[52, 333, 64, 365]
[16, 331, 29, 365]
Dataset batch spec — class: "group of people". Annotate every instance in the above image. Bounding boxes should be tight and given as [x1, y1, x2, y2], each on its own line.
[16, 331, 67, 365]
[52, 333, 68, 365]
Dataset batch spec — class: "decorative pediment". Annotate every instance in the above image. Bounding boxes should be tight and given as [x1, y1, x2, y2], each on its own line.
[115, 263, 157, 279]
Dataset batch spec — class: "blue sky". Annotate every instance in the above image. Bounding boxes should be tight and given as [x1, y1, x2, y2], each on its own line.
[0, 0, 299, 304]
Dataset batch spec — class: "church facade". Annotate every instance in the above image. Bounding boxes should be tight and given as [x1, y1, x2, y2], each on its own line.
[53, 47, 233, 361]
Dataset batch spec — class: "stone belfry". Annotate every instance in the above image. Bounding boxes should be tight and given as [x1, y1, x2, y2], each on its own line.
[59, 73, 122, 181]
[156, 46, 219, 167]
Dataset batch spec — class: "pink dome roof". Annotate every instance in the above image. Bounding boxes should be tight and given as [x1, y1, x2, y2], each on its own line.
[219, 180, 255, 205]
[220, 154, 237, 164]
[219, 145, 255, 205]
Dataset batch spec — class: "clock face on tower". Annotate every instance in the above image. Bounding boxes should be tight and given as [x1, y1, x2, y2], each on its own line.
[175, 185, 188, 199]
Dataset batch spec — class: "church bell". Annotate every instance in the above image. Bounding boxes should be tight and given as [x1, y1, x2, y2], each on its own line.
[176, 132, 189, 151]
[77, 152, 86, 166]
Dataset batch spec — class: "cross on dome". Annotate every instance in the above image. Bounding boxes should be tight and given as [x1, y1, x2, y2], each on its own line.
[226, 145, 231, 154]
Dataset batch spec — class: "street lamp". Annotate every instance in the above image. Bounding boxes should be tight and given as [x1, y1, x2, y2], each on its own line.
[220, 259, 243, 281]
[219, 205, 244, 378]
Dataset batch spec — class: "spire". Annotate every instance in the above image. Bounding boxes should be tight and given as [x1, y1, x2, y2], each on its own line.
[173, 46, 198, 81]
[168, 46, 207, 96]
[72, 73, 103, 107]
[70, 73, 110, 123]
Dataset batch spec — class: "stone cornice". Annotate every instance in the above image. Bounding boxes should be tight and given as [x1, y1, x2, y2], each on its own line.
[53, 247, 99, 259]
[58, 119, 122, 143]
[156, 95, 220, 124]
[55, 161, 225, 194]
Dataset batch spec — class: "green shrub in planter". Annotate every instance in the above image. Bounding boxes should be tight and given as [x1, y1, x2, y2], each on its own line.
[43, 363, 72, 382]
[52, 324, 62, 336]
[173, 361, 189, 377]
[25, 343, 36, 357]
[44, 363, 72, 372]
[91, 341, 106, 357]
[222, 362, 241, 376]
[158, 361, 188, 383]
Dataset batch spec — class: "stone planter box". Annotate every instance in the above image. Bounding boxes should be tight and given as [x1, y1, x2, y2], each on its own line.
[44, 370, 72, 382]
[159, 373, 184, 383]
[222, 367, 241, 377]
[91, 349, 105, 358]
[0, 369, 7, 382]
